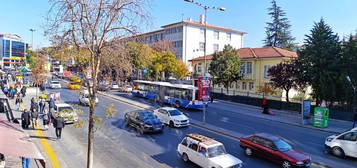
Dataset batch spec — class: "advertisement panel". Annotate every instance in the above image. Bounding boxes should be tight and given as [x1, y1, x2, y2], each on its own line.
[198, 77, 211, 102]
[302, 100, 311, 125]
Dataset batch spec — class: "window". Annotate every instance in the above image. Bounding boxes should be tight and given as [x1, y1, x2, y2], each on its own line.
[246, 62, 252, 74]
[227, 33, 231, 41]
[242, 82, 247, 90]
[214, 31, 219, 40]
[235, 82, 240, 89]
[200, 28, 205, 36]
[199, 42, 205, 51]
[213, 44, 219, 52]
[249, 82, 254, 90]
[173, 40, 183, 48]
[264, 65, 271, 78]
[338, 132, 357, 141]
[240, 62, 246, 74]
[189, 143, 198, 151]
[158, 109, 168, 115]
[3, 40, 10, 57]
[181, 138, 188, 146]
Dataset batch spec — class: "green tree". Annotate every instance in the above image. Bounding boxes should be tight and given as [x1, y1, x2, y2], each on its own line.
[125, 42, 153, 69]
[264, 0, 295, 50]
[341, 34, 357, 104]
[149, 51, 176, 80]
[209, 45, 242, 93]
[26, 49, 36, 68]
[297, 18, 343, 103]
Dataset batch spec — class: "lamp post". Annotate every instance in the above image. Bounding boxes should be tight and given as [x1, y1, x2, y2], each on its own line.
[184, 0, 225, 123]
[183, 0, 225, 76]
[29, 29, 35, 50]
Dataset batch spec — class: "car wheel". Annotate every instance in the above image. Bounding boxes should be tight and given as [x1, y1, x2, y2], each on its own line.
[169, 121, 175, 128]
[245, 148, 253, 156]
[332, 146, 345, 157]
[282, 160, 291, 168]
[182, 153, 189, 162]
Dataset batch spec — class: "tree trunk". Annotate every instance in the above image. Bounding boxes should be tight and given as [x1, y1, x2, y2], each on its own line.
[285, 89, 290, 103]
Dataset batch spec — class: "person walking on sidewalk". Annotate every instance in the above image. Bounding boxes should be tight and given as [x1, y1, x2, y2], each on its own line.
[21, 109, 31, 129]
[15, 94, 23, 111]
[53, 115, 65, 139]
[262, 97, 270, 114]
[42, 109, 50, 130]
[21, 86, 26, 97]
[31, 109, 39, 128]
[39, 99, 46, 114]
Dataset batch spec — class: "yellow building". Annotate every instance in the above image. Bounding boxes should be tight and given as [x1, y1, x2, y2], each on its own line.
[190, 47, 300, 101]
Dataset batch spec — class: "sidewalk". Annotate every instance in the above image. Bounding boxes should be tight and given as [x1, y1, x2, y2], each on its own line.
[214, 99, 353, 133]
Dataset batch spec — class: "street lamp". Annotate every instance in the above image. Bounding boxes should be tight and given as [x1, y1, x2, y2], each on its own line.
[184, 0, 225, 123]
[29, 29, 35, 50]
[183, 0, 225, 76]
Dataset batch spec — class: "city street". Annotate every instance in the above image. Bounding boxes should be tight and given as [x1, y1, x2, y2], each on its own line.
[44, 81, 357, 168]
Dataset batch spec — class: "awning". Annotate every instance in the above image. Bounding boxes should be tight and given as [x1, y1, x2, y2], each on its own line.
[21, 66, 30, 72]
[0, 116, 46, 167]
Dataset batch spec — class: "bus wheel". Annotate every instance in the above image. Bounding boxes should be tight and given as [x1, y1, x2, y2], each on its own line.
[175, 101, 180, 108]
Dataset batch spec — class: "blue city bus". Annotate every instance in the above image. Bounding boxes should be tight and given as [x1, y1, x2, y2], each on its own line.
[132, 80, 204, 109]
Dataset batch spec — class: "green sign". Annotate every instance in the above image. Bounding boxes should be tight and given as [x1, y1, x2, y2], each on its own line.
[313, 107, 329, 128]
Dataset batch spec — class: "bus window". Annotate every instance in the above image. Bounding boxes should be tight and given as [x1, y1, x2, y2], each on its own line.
[194, 90, 198, 100]
[174, 89, 182, 99]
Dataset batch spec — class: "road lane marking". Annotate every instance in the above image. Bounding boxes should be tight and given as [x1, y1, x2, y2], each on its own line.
[35, 125, 61, 168]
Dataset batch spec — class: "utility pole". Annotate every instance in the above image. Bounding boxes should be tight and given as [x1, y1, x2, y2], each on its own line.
[29, 29, 35, 50]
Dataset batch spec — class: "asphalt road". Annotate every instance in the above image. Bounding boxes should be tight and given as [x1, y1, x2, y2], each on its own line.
[107, 90, 357, 168]
[44, 82, 357, 168]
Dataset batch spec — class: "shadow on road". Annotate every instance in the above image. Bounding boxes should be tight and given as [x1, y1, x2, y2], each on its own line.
[30, 135, 57, 141]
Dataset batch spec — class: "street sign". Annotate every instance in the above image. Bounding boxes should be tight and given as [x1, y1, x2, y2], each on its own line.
[302, 100, 311, 125]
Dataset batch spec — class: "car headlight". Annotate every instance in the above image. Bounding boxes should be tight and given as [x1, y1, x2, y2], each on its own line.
[296, 161, 304, 165]
[326, 137, 334, 142]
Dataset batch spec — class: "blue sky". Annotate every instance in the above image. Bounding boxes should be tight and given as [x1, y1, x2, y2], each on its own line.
[1, 0, 357, 49]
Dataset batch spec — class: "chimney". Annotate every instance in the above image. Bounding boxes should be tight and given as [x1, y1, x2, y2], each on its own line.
[199, 14, 205, 24]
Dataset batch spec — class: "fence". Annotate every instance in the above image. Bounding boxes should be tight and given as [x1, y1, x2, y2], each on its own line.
[212, 88, 355, 121]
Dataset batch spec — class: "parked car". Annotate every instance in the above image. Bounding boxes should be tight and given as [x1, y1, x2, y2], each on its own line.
[240, 133, 311, 168]
[79, 90, 98, 105]
[124, 110, 164, 134]
[119, 85, 132, 92]
[178, 133, 243, 168]
[67, 82, 81, 90]
[97, 84, 111, 91]
[153, 107, 189, 127]
[325, 127, 357, 158]
[53, 103, 79, 124]
[111, 84, 119, 90]
[49, 81, 61, 89]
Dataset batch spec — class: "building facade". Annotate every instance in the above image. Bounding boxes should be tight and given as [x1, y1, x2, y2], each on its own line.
[0, 34, 27, 69]
[190, 47, 303, 101]
[127, 17, 246, 70]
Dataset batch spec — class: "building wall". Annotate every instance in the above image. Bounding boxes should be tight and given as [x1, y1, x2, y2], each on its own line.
[0, 35, 26, 69]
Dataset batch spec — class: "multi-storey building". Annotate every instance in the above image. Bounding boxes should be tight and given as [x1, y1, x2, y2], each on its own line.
[127, 16, 246, 70]
[0, 33, 27, 69]
[189, 47, 304, 101]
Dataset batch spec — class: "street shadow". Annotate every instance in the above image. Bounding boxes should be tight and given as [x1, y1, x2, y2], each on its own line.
[29, 135, 57, 141]
[151, 152, 199, 168]
[63, 100, 80, 105]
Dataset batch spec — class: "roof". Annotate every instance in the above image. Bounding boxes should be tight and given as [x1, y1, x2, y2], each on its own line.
[162, 20, 247, 35]
[55, 103, 72, 107]
[186, 133, 221, 146]
[254, 133, 280, 141]
[189, 47, 297, 62]
[133, 80, 197, 90]
[160, 107, 179, 111]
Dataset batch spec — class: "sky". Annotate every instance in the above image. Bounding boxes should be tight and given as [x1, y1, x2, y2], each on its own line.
[1, 0, 357, 49]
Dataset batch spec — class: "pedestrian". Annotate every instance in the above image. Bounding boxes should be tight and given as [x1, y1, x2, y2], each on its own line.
[10, 87, 16, 99]
[3, 87, 8, 96]
[42, 109, 50, 130]
[39, 99, 46, 114]
[21, 109, 31, 129]
[21, 86, 26, 97]
[31, 109, 38, 129]
[48, 98, 55, 115]
[30, 97, 38, 113]
[262, 97, 269, 114]
[15, 94, 23, 111]
[21, 157, 30, 168]
[0, 153, 5, 168]
[53, 115, 65, 139]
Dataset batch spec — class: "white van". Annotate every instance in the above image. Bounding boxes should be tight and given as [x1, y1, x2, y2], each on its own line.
[79, 90, 98, 105]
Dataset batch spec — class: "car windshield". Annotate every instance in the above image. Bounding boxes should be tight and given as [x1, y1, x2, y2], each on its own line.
[168, 110, 182, 116]
[274, 140, 292, 152]
[140, 112, 155, 120]
[51, 81, 59, 84]
[207, 145, 227, 158]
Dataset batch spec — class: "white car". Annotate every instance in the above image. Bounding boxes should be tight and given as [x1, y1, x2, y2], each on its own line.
[325, 127, 357, 158]
[111, 84, 119, 90]
[120, 85, 132, 92]
[178, 133, 243, 168]
[79, 90, 98, 105]
[153, 107, 189, 127]
[50, 81, 61, 89]
[53, 103, 79, 123]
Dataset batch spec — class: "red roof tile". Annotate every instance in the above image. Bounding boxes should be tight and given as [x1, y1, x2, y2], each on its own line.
[189, 47, 297, 61]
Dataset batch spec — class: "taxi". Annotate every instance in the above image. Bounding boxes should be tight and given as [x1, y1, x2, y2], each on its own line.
[67, 82, 81, 90]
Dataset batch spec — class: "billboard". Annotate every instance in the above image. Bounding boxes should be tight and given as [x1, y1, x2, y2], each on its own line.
[198, 76, 211, 102]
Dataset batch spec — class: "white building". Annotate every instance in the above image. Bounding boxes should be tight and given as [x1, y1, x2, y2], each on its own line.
[0, 33, 28, 69]
[127, 16, 246, 71]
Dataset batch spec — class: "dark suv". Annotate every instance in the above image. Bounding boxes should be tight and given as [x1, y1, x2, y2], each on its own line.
[124, 110, 164, 134]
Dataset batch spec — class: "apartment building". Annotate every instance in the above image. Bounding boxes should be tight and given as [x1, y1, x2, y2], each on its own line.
[190, 47, 300, 101]
[126, 16, 246, 70]
[0, 33, 27, 69]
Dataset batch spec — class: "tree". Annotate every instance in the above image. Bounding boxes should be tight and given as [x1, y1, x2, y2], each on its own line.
[268, 61, 298, 102]
[26, 49, 36, 68]
[264, 0, 295, 50]
[46, 1, 149, 167]
[172, 60, 189, 80]
[149, 51, 176, 81]
[209, 45, 242, 92]
[341, 34, 357, 104]
[297, 18, 342, 103]
[151, 39, 175, 53]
